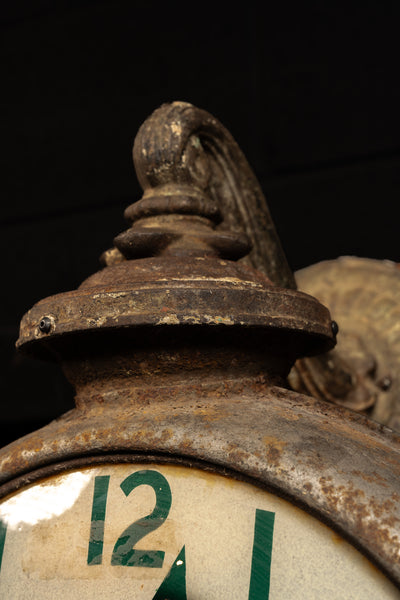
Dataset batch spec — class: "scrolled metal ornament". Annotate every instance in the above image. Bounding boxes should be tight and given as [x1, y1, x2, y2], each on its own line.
[103, 101, 296, 289]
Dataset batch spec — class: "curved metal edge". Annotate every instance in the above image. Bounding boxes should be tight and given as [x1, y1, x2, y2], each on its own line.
[17, 284, 334, 350]
[0, 449, 397, 589]
[0, 388, 398, 587]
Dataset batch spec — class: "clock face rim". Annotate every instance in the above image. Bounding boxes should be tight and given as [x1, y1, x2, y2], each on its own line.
[0, 387, 399, 588]
[0, 460, 398, 599]
[0, 451, 398, 592]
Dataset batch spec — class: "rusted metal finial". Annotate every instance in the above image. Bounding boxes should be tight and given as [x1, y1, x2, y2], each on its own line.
[102, 101, 296, 289]
[16, 101, 333, 365]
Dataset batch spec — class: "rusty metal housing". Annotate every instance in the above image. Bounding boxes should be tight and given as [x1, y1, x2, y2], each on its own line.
[0, 102, 399, 589]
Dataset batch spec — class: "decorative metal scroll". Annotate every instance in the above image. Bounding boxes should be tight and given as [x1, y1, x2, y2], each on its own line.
[103, 101, 296, 290]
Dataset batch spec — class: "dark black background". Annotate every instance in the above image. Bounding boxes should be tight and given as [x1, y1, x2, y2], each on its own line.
[1, 1, 400, 448]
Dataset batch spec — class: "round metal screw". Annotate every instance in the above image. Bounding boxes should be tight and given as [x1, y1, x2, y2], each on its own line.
[378, 375, 392, 391]
[331, 320, 339, 336]
[39, 316, 52, 334]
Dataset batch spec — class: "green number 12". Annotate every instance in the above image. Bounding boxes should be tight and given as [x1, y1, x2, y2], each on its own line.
[87, 470, 171, 567]
[87, 470, 275, 599]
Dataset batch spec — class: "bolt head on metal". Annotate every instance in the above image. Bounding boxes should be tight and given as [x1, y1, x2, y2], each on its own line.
[378, 375, 392, 391]
[39, 316, 52, 334]
[331, 320, 339, 336]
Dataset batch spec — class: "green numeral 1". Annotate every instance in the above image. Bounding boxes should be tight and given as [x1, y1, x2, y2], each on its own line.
[248, 509, 275, 600]
[87, 475, 110, 565]
[0, 519, 7, 574]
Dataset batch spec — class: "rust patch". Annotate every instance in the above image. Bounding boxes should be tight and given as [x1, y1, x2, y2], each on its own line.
[228, 448, 249, 465]
[318, 477, 400, 567]
[263, 437, 287, 466]
[368, 497, 396, 520]
[331, 531, 344, 545]
[351, 470, 389, 487]
[192, 403, 230, 423]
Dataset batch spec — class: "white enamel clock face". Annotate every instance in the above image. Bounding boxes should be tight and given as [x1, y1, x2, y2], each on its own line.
[0, 464, 397, 599]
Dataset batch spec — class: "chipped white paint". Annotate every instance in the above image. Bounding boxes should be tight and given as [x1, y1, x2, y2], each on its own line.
[156, 314, 180, 325]
[19, 450, 37, 461]
[204, 314, 235, 325]
[92, 292, 128, 300]
[170, 122, 182, 136]
[88, 316, 107, 327]
[182, 316, 201, 324]
[153, 277, 262, 287]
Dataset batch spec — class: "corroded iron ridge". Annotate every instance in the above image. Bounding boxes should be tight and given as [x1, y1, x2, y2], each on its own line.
[17, 263, 333, 355]
[0, 387, 398, 586]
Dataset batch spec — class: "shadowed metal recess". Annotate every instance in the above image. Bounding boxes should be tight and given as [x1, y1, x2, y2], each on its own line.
[1, 102, 399, 590]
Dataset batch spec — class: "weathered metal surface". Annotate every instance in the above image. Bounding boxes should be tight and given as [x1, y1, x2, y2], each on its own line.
[17, 257, 333, 358]
[3, 101, 400, 593]
[17, 101, 334, 360]
[0, 379, 399, 586]
[292, 257, 400, 431]
[120, 101, 297, 289]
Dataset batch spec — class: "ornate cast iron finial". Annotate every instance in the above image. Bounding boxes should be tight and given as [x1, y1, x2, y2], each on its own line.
[102, 101, 296, 289]
[16, 101, 334, 366]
